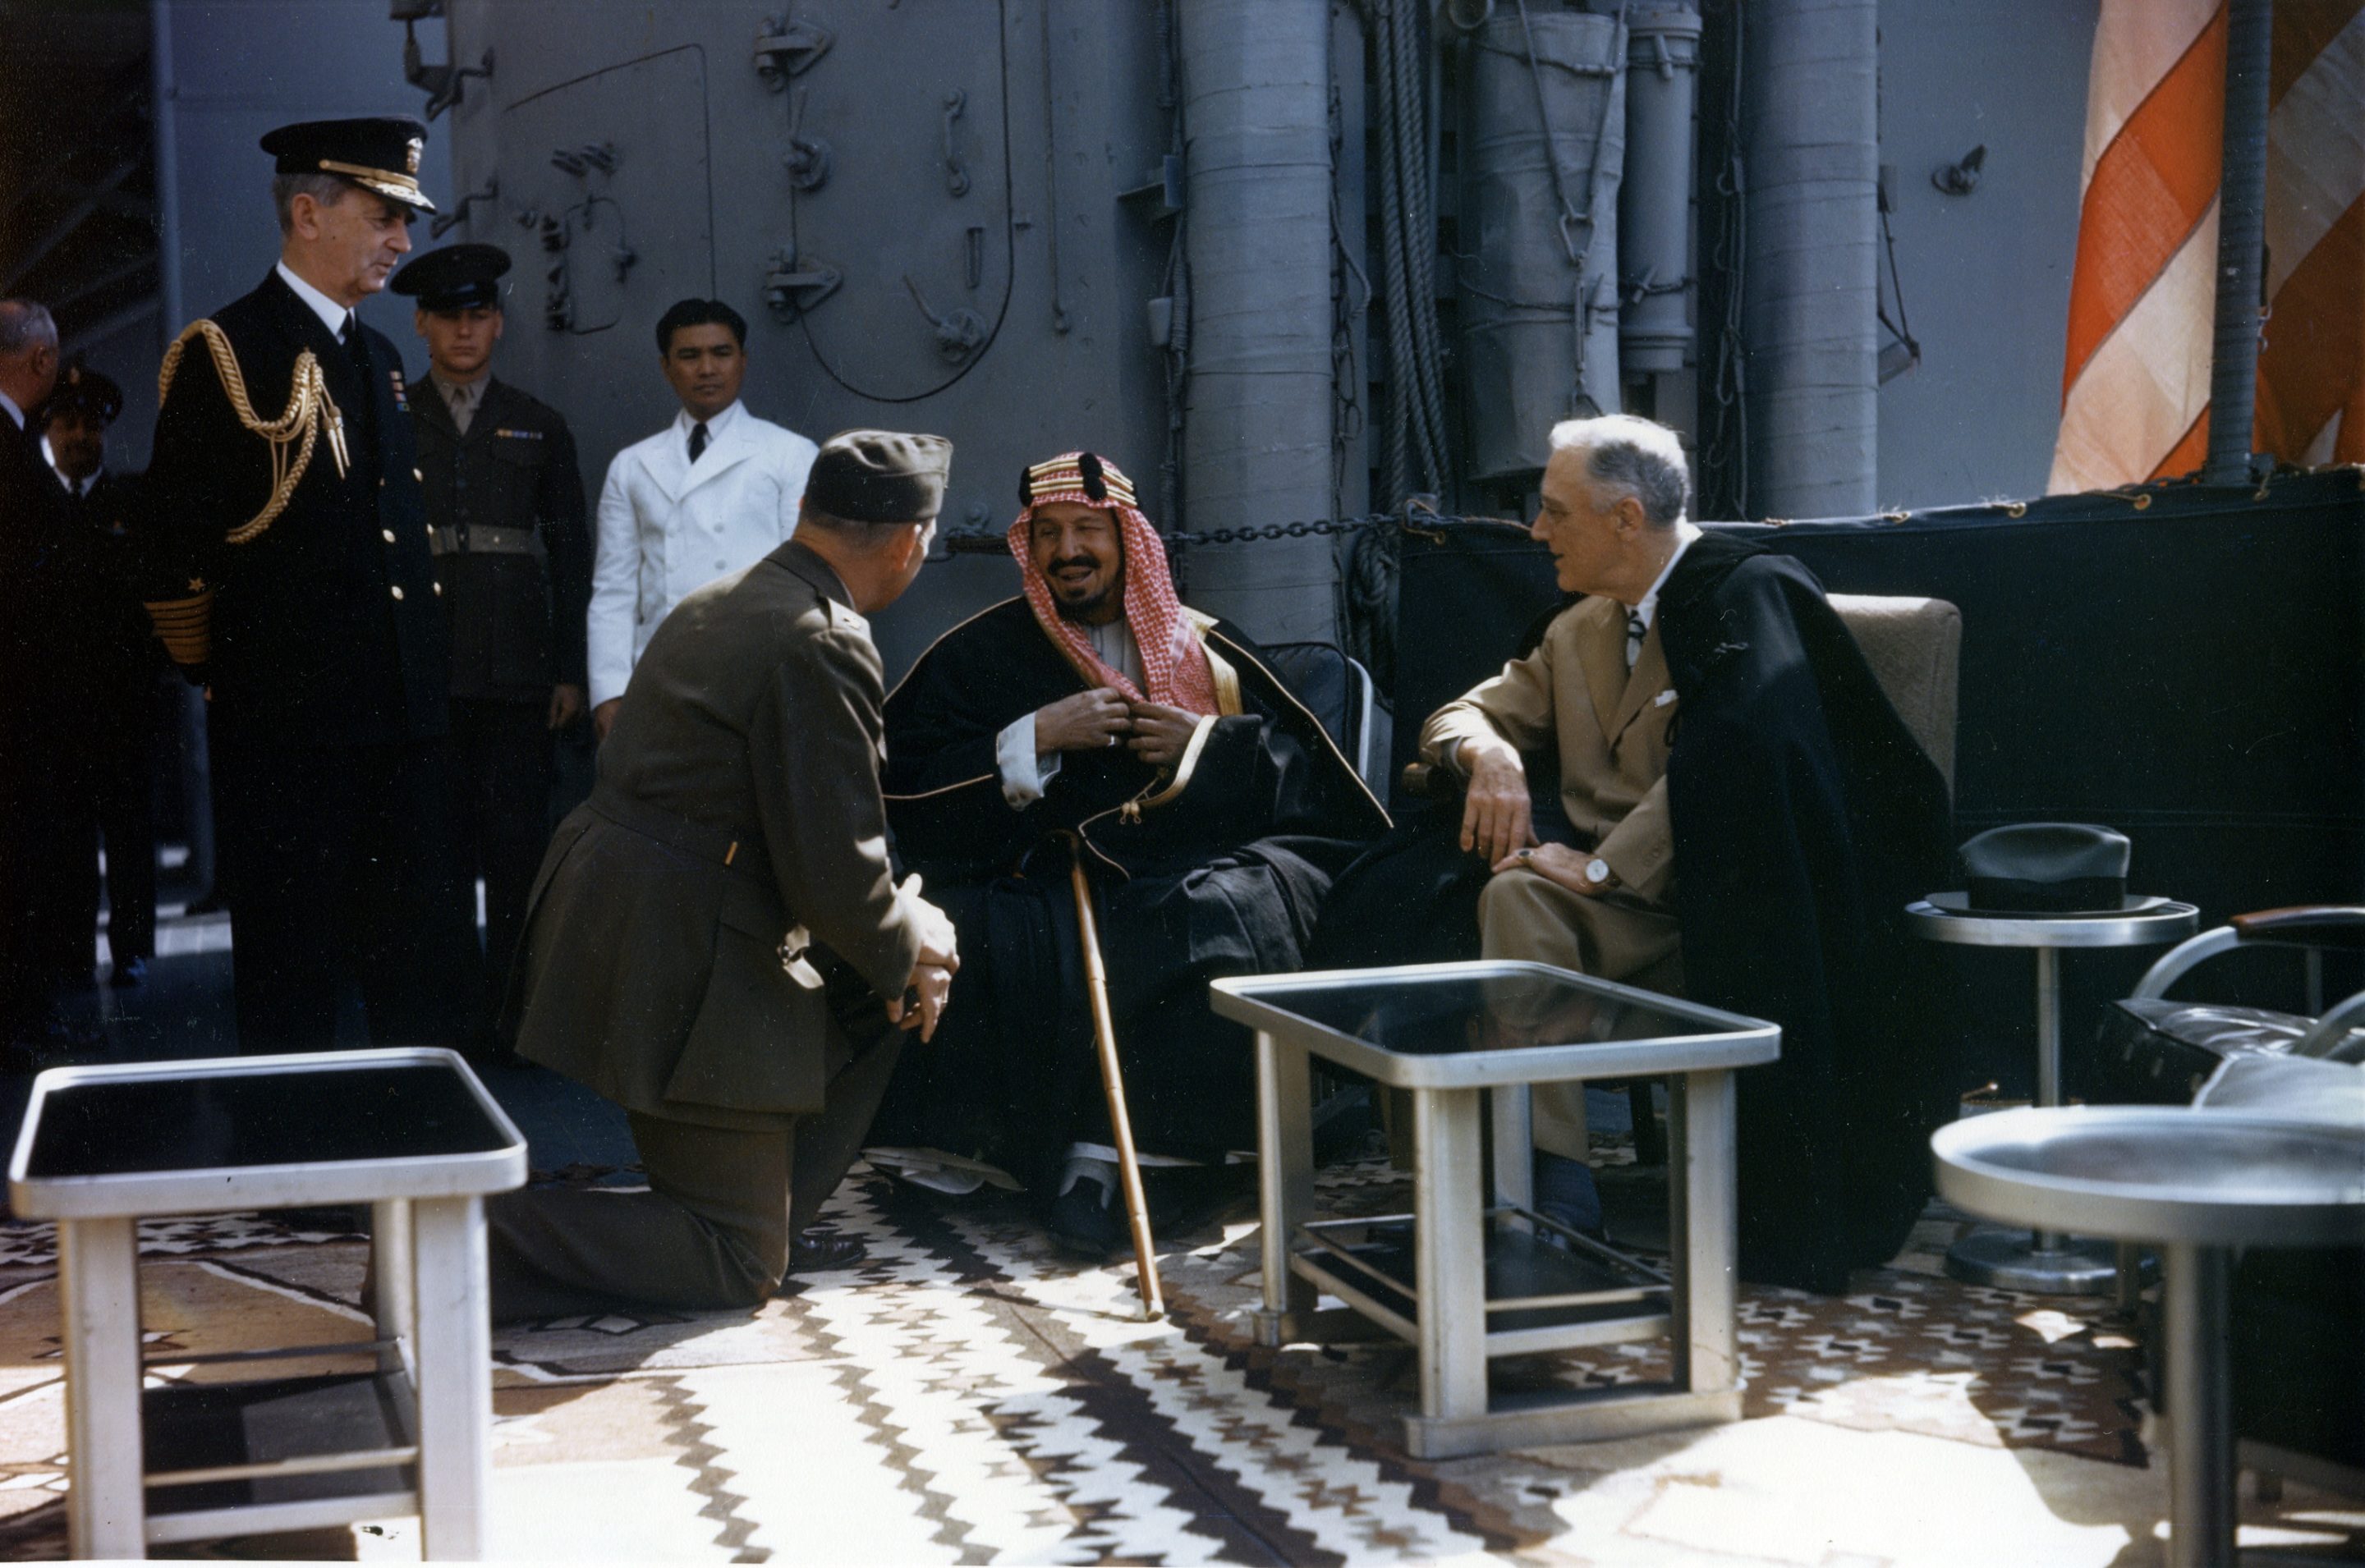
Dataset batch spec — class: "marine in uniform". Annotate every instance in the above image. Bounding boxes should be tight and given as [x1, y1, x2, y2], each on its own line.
[140, 117, 462, 1055]
[390, 243, 591, 1051]
[42, 365, 168, 989]
[490, 430, 958, 1319]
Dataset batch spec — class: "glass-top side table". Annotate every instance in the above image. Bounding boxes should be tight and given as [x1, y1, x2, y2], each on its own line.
[7, 1048, 527, 1560]
[1210, 961, 1779, 1460]
[1906, 897, 2200, 1295]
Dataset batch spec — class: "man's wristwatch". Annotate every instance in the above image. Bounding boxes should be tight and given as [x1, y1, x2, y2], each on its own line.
[1585, 856, 1616, 890]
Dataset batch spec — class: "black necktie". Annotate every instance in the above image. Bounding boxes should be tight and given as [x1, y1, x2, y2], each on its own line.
[1625, 608, 1648, 671]
[688, 421, 710, 464]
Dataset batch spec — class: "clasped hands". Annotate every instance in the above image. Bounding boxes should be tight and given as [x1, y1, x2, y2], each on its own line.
[1456, 736, 1616, 896]
[888, 892, 962, 1043]
[1034, 685, 1198, 770]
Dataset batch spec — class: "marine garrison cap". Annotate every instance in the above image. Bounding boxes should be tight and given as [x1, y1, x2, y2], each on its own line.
[805, 429, 954, 525]
[390, 243, 511, 310]
[259, 117, 435, 213]
[46, 363, 122, 425]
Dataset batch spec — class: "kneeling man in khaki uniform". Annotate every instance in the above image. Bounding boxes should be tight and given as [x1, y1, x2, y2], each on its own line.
[1418, 415, 1698, 1189]
[491, 429, 958, 1319]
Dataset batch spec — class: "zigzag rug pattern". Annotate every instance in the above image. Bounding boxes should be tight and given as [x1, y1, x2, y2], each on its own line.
[0, 1158, 2155, 1561]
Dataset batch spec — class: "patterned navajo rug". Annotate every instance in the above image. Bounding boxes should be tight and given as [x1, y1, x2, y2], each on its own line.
[0, 1153, 2357, 1563]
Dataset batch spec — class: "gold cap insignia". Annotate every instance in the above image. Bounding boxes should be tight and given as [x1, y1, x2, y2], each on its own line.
[406, 137, 422, 175]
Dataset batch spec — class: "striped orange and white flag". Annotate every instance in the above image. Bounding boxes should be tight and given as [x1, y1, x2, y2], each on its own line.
[2048, 0, 2363, 492]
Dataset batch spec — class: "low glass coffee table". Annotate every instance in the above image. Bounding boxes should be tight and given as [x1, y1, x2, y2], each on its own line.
[1210, 961, 1779, 1459]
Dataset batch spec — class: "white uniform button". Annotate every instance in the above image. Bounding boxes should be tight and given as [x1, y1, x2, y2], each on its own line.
[390, 585, 405, 600]
[382, 529, 396, 543]
[432, 581, 443, 596]
[413, 467, 424, 481]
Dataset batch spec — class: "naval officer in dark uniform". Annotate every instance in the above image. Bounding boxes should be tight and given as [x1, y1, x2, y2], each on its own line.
[391, 243, 590, 1052]
[42, 365, 168, 990]
[140, 117, 461, 1055]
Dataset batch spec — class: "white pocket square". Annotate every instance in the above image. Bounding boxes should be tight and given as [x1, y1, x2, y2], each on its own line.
[1653, 688, 1677, 708]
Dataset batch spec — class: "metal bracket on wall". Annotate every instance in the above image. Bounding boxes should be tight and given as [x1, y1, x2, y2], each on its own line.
[550, 143, 620, 177]
[430, 175, 497, 240]
[781, 87, 831, 192]
[754, 16, 834, 90]
[1116, 155, 1185, 221]
[401, 20, 492, 122]
[764, 246, 843, 321]
[902, 274, 986, 363]
[942, 91, 972, 199]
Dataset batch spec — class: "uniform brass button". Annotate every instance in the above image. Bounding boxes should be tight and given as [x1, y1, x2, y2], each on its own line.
[382, 529, 396, 543]
[391, 585, 406, 600]
[432, 581, 443, 596]
[413, 467, 424, 481]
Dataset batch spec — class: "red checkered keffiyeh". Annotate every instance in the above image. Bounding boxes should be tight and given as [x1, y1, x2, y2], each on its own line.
[1006, 452, 1218, 717]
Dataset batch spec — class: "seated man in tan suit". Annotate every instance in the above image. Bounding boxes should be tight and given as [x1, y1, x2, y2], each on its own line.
[1415, 413, 1952, 1291]
[1420, 415, 1697, 1199]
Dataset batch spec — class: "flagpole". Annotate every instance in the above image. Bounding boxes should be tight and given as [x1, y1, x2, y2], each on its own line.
[2204, 0, 2275, 485]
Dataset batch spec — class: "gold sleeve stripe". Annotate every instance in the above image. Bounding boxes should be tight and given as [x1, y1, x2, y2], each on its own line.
[144, 590, 213, 666]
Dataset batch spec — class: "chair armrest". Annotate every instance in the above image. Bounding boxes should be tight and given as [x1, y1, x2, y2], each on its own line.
[2229, 905, 2365, 951]
[2294, 990, 2365, 1062]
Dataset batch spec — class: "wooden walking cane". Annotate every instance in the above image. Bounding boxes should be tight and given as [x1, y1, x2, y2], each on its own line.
[1056, 830, 1165, 1319]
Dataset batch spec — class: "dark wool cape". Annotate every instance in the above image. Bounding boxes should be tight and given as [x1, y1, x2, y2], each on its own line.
[1312, 531, 1954, 1293]
[874, 598, 1389, 1190]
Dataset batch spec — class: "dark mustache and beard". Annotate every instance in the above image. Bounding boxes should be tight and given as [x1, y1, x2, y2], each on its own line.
[1047, 552, 1123, 621]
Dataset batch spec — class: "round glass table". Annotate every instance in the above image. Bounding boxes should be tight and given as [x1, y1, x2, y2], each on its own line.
[1907, 896, 2200, 1293]
[1932, 1106, 2365, 1567]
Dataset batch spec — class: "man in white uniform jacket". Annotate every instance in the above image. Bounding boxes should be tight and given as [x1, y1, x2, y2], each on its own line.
[588, 297, 819, 738]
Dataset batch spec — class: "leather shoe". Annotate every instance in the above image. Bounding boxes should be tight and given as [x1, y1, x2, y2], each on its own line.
[1046, 1175, 1127, 1261]
[788, 1229, 866, 1272]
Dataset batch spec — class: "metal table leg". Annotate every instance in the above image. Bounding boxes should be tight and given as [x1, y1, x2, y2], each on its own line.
[2163, 1242, 2237, 1568]
[1252, 1031, 1317, 1346]
[1946, 946, 2119, 1295]
[1669, 1071, 1740, 1401]
[371, 1199, 415, 1380]
[1407, 1086, 1488, 1445]
[60, 1215, 147, 1560]
[411, 1196, 492, 1561]
[1490, 1084, 1534, 1226]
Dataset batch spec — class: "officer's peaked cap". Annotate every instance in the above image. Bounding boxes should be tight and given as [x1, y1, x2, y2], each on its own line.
[261, 117, 435, 213]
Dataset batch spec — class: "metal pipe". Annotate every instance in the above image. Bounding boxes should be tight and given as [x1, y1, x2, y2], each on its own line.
[1175, 0, 1337, 642]
[1457, 6, 1626, 484]
[1620, 5, 1701, 374]
[2163, 1242, 2237, 1568]
[2035, 947, 2064, 1251]
[1739, 0, 1878, 518]
[2204, 0, 2275, 485]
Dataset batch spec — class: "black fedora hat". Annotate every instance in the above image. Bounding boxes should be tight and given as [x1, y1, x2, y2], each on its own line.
[1954, 823, 2133, 915]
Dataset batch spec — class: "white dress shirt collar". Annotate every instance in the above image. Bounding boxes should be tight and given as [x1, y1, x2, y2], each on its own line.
[42, 435, 98, 496]
[275, 260, 354, 338]
[0, 389, 23, 432]
[673, 398, 745, 444]
[1630, 519, 1704, 630]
